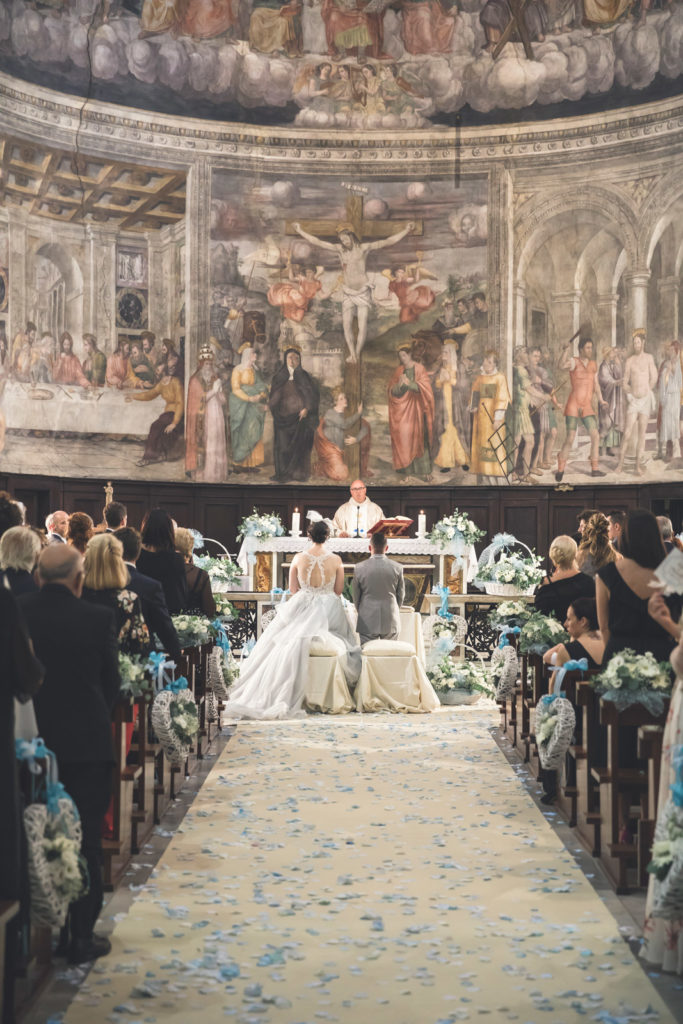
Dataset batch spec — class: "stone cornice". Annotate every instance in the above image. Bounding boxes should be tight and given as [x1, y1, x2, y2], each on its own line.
[0, 72, 682, 174]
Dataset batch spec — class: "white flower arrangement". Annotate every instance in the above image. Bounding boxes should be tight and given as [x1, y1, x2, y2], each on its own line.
[519, 613, 569, 655]
[534, 693, 577, 769]
[222, 648, 241, 688]
[194, 555, 243, 592]
[170, 697, 199, 745]
[488, 601, 533, 629]
[214, 596, 238, 619]
[118, 652, 154, 699]
[476, 550, 544, 591]
[429, 510, 484, 549]
[427, 655, 494, 697]
[171, 614, 213, 648]
[591, 648, 672, 713]
[237, 509, 285, 543]
[42, 832, 86, 904]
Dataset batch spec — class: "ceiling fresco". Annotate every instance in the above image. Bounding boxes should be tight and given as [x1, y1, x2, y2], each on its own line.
[1, 0, 682, 128]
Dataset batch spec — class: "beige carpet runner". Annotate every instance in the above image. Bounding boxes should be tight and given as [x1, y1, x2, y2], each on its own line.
[64, 707, 673, 1023]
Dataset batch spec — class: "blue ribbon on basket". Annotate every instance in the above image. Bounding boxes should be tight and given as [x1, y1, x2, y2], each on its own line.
[434, 585, 452, 621]
[498, 625, 521, 648]
[549, 657, 588, 696]
[165, 675, 189, 694]
[46, 780, 79, 818]
[15, 737, 49, 773]
[269, 587, 289, 607]
[671, 746, 683, 808]
[490, 532, 516, 553]
[211, 619, 231, 653]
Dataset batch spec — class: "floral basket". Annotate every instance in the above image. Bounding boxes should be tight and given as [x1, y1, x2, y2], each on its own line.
[171, 613, 213, 649]
[427, 644, 493, 706]
[422, 613, 468, 654]
[649, 795, 683, 920]
[151, 683, 199, 768]
[194, 555, 243, 593]
[519, 613, 569, 656]
[488, 601, 534, 630]
[119, 651, 155, 699]
[24, 797, 86, 928]
[474, 533, 544, 597]
[429, 510, 484, 551]
[237, 510, 285, 543]
[490, 644, 519, 699]
[535, 694, 576, 771]
[590, 648, 672, 714]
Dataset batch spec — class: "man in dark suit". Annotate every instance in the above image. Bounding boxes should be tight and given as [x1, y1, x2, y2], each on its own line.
[20, 545, 120, 965]
[114, 526, 182, 662]
[104, 501, 127, 533]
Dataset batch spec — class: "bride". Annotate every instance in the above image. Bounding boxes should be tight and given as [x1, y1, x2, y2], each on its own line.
[225, 519, 361, 719]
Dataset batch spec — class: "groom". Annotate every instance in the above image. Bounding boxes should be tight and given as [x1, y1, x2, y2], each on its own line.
[352, 532, 405, 646]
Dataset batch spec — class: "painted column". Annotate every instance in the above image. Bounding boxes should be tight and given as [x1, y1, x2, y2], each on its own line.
[625, 269, 650, 340]
[514, 282, 526, 349]
[7, 206, 29, 340]
[91, 228, 118, 355]
[657, 275, 679, 342]
[595, 291, 619, 349]
[185, 159, 211, 379]
[146, 232, 165, 338]
[550, 290, 581, 347]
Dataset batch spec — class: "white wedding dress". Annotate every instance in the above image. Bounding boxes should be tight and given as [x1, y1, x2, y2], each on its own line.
[225, 550, 362, 720]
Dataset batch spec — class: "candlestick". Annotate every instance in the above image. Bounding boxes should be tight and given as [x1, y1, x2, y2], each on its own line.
[418, 510, 426, 537]
[291, 508, 301, 536]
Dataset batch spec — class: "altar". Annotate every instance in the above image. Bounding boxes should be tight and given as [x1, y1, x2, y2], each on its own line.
[237, 536, 478, 607]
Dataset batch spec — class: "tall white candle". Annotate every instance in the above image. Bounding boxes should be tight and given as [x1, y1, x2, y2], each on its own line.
[418, 510, 427, 537]
[291, 508, 301, 535]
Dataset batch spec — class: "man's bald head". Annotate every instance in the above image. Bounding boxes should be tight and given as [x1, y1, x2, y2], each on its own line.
[350, 480, 367, 502]
[37, 544, 84, 596]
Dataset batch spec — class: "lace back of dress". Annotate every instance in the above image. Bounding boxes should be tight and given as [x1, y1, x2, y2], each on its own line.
[300, 552, 336, 593]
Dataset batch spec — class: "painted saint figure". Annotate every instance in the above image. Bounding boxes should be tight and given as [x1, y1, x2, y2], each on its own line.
[555, 337, 607, 482]
[127, 353, 184, 467]
[615, 330, 658, 477]
[597, 345, 625, 457]
[268, 347, 319, 482]
[509, 347, 545, 482]
[267, 263, 323, 323]
[82, 334, 106, 388]
[385, 263, 437, 324]
[314, 391, 370, 481]
[387, 343, 435, 481]
[657, 341, 682, 463]
[106, 338, 130, 389]
[229, 344, 268, 473]
[53, 332, 89, 387]
[469, 349, 510, 477]
[399, 0, 456, 55]
[528, 346, 558, 472]
[433, 343, 469, 474]
[186, 346, 229, 482]
[293, 219, 415, 363]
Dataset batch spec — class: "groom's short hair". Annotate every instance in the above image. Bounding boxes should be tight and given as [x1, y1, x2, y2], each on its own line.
[371, 532, 387, 552]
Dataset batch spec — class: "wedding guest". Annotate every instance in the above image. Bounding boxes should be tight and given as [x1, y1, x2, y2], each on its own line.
[534, 535, 594, 622]
[46, 509, 69, 544]
[136, 508, 188, 614]
[103, 502, 128, 532]
[114, 527, 181, 662]
[174, 527, 216, 618]
[82, 533, 150, 657]
[0, 525, 41, 596]
[607, 509, 626, 554]
[19, 545, 119, 965]
[596, 508, 680, 664]
[543, 597, 604, 670]
[576, 512, 616, 578]
[576, 508, 599, 542]
[68, 511, 95, 554]
[656, 515, 675, 554]
[0, 492, 23, 538]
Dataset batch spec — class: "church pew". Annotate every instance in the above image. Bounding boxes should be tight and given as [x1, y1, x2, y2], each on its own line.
[1, 901, 20, 1024]
[574, 682, 604, 857]
[103, 698, 142, 891]
[523, 653, 547, 772]
[129, 696, 157, 854]
[636, 724, 665, 887]
[594, 698, 668, 893]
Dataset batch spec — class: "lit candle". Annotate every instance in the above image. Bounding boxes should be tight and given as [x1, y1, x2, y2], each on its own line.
[291, 508, 301, 536]
[418, 510, 426, 537]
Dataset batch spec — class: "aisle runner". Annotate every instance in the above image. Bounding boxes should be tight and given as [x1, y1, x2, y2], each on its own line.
[64, 709, 673, 1024]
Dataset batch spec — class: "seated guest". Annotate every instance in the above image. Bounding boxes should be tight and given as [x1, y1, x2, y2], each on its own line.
[576, 512, 615, 578]
[543, 597, 604, 670]
[656, 515, 675, 554]
[534, 535, 594, 622]
[19, 545, 119, 964]
[103, 501, 127, 533]
[576, 508, 600, 544]
[45, 509, 69, 544]
[68, 511, 95, 554]
[0, 525, 41, 596]
[115, 527, 181, 662]
[174, 527, 216, 618]
[333, 479, 384, 537]
[607, 508, 626, 554]
[352, 531, 404, 646]
[596, 508, 681, 664]
[136, 508, 188, 614]
[0, 492, 23, 539]
[82, 533, 151, 657]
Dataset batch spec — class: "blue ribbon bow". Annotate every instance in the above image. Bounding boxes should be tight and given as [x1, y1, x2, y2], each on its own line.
[269, 587, 289, 607]
[211, 618, 231, 653]
[147, 651, 166, 671]
[46, 779, 79, 818]
[15, 737, 49, 772]
[671, 746, 683, 808]
[490, 532, 516, 552]
[498, 625, 521, 648]
[166, 675, 189, 694]
[434, 585, 453, 621]
[549, 657, 588, 695]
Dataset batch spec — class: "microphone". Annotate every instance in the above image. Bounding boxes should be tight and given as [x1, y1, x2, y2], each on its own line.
[356, 505, 360, 538]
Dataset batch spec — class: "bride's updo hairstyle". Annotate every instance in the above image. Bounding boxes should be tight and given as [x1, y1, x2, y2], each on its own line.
[308, 520, 329, 544]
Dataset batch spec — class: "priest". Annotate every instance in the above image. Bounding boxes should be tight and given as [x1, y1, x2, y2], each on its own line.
[333, 480, 384, 538]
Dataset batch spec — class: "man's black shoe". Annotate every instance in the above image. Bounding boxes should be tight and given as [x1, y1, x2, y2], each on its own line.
[68, 935, 111, 965]
[540, 792, 556, 805]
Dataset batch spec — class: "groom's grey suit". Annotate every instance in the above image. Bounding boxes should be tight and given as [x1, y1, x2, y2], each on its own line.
[352, 554, 405, 646]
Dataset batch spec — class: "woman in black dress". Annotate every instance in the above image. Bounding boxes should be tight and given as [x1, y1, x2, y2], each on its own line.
[81, 534, 151, 658]
[534, 535, 595, 622]
[174, 527, 216, 618]
[543, 596, 604, 670]
[596, 508, 680, 664]
[136, 508, 188, 615]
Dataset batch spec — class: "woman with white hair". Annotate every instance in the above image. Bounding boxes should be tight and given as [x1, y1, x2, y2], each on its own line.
[0, 526, 41, 597]
[534, 534, 595, 622]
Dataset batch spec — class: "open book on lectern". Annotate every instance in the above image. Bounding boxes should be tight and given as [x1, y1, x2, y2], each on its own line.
[367, 517, 413, 538]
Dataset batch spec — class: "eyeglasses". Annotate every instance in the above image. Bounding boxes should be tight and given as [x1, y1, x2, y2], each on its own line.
[350, 486, 366, 492]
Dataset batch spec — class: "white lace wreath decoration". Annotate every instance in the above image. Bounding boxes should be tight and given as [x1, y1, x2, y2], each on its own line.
[151, 686, 198, 768]
[24, 797, 84, 928]
[490, 644, 519, 699]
